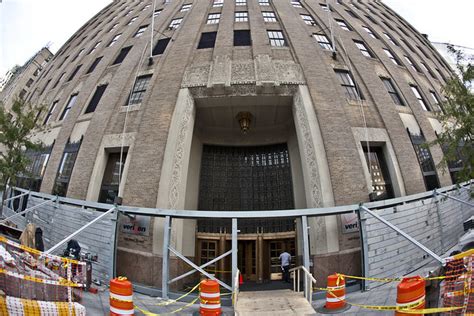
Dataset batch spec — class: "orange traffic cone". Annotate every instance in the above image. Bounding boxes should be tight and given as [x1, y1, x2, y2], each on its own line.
[239, 273, 243, 285]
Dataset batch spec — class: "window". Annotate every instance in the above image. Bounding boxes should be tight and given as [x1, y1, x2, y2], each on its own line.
[235, 0, 246, 5]
[334, 70, 362, 100]
[235, 11, 248, 22]
[354, 40, 374, 58]
[127, 17, 138, 25]
[301, 14, 316, 26]
[410, 85, 430, 111]
[262, 12, 277, 22]
[59, 94, 78, 120]
[363, 146, 394, 201]
[109, 23, 119, 32]
[198, 32, 217, 49]
[259, 0, 270, 5]
[420, 62, 436, 78]
[98, 152, 128, 204]
[52, 72, 65, 89]
[404, 56, 419, 72]
[267, 30, 286, 47]
[234, 30, 251, 46]
[67, 64, 82, 82]
[112, 46, 132, 65]
[43, 100, 58, 125]
[365, 14, 378, 24]
[181, 3, 192, 11]
[213, 0, 224, 7]
[199, 241, 217, 271]
[335, 19, 351, 31]
[17, 147, 52, 192]
[320, 3, 330, 12]
[72, 48, 85, 62]
[429, 91, 441, 111]
[88, 41, 101, 54]
[407, 131, 439, 191]
[207, 13, 221, 24]
[313, 33, 332, 50]
[380, 77, 404, 105]
[19, 89, 27, 99]
[53, 141, 82, 197]
[40, 79, 51, 95]
[169, 18, 183, 29]
[417, 45, 430, 59]
[107, 33, 122, 47]
[152, 38, 171, 55]
[85, 84, 108, 113]
[291, 1, 302, 8]
[383, 48, 401, 65]
[362, 26, 377, 39]
[153, 9, 162, 17]
[134, 25, 148, 37]
[26, 78, 34, 87]
[345, 9, 359, 19]
[127, 75, 152, 105]
[383, 32, 397, 46]
[86, 56, 103, 74]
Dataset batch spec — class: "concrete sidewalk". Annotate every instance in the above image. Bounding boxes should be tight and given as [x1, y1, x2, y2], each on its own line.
[80, 258, 444, 315]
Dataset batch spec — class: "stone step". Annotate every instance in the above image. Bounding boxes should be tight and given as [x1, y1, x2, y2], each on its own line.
[235, 289, 316, 316]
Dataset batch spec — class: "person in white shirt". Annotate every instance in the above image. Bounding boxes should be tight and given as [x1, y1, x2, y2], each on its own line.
[279, 250, 291, 283]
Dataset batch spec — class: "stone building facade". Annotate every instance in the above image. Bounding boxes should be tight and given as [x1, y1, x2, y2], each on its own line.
[19, 0, 457, 286]
[0, 47, 53, 108]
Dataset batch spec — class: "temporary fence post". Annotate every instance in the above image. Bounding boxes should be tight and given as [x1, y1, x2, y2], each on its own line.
[162, 215, 171, 299]
[357, 206, 369, 291]
[361, 205, 443, 264]
[302, 216, 310, 299]
[231, 218, 238, 294]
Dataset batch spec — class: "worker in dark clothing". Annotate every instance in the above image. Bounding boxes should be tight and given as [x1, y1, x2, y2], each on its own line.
[35, 227, 44, 251]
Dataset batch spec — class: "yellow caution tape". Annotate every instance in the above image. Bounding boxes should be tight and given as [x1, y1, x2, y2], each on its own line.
[339, 272, 469, 283]
[135, 297, 199, 315]
[0, 268, 84, 287]
[154, 282, 200, 306]
[0, 236, 85, 265]
[318, 284, 468, 314]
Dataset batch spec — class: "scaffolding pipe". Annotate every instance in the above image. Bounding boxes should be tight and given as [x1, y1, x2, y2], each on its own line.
[2, 191, 29, 204]
[44, 206, 116, 255]
[0, 199, 54, 225]
[360, 205, 443, 263]
[434, 189, 474, 208]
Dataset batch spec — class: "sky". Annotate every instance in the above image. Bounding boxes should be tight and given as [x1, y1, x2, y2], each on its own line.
[0, 0, 473, 76]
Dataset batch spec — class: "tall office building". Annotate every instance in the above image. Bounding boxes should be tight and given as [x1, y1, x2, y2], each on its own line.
[19, 0, 456, 285]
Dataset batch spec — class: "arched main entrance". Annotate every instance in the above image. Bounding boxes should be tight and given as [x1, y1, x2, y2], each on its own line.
[197, 143, 297, 282]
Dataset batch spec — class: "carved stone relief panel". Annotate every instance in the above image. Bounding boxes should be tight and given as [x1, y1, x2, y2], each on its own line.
[293, 92, 322, 207]
[208, 55, 232, 87]
[182, 65, 210, 88]
[231, 61, 256, 85]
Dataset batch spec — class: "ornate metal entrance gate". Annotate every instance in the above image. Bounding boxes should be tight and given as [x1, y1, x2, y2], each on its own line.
[197, 143, 295, 233]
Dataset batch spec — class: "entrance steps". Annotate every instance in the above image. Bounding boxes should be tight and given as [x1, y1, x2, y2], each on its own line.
[235, 289, 316, 315]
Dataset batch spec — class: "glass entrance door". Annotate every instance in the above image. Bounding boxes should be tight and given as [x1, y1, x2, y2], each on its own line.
[238, 240, 257, 281]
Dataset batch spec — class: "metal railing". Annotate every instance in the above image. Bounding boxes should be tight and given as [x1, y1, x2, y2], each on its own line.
[290, 265, 317, 304]
[1, 180, 471, 299]
[232, 269, 241, 306]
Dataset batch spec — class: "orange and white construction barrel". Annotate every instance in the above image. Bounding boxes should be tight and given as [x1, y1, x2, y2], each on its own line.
[395, 276, 425, 316]
[110, 276, 134, 315]
[316, 273, 351, 314]
[199, 279, 221, 316]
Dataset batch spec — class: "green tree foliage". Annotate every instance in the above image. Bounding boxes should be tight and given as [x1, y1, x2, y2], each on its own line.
[432, 46, 473, 183]
[0, 98, 45, 195]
